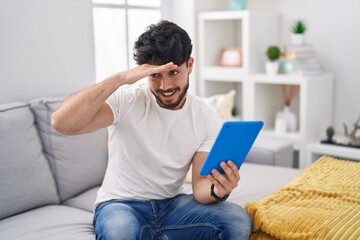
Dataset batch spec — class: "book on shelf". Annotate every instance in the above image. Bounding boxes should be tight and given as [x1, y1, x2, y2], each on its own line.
[284, 44, 314, 52]
[279, 57, 323, 76]
[282, 44, 316, 60]
[282, 51, 316, 60]
[280, 44, 323, 75]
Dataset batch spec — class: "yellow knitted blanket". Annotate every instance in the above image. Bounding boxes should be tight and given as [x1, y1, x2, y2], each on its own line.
[245, 156, 360, 240]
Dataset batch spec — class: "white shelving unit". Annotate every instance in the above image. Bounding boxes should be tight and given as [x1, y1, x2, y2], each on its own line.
[198, 10, 279, 97]
[243, 73, 334, 148]
[198, 10, 335, 165]
[301, 142, 360, 169]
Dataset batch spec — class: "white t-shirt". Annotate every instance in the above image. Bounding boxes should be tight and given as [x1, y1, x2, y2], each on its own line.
[94, 83, 221, 207]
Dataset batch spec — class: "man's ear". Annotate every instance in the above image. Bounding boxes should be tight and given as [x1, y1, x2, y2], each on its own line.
[187, 57, 194, 74]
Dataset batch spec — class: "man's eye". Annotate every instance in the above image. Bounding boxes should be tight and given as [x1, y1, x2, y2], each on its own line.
[169, 70, 179, 76]
[150, 73, 160, 78]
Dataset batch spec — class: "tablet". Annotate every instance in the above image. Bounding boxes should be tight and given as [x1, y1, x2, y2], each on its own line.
[200, 121, 263, 176]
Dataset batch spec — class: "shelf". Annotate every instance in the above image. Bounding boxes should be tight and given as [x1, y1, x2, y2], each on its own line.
[300, 142, 360, 169]
[245, 74, 306, 84]
[260, 129, 301, 139]
[202, 71, 334, 84]
[202, 66, 246, 82]
[245, 73, 333, 84]
[259, 129, 302, 147]
[199, 10, 250, 20]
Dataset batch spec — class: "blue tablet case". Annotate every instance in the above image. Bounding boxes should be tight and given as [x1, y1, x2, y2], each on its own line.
[200, 121, 263, 176]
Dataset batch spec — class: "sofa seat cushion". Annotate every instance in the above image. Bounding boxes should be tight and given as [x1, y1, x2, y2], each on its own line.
[230, 163, 300, 205]
[63, 186, 100, 213]
[0, 205, 95, 240]
[180, 163, 301, 206]
[245, 136, 294, 167]
[30, 97, 108, 202]
[0, 102, 59, 220]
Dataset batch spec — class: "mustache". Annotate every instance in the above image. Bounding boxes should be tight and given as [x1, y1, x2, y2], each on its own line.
[156, 88, 180, 94]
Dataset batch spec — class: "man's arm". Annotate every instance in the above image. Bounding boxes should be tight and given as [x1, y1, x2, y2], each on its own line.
[51, 62, 177, 135]
[191, 151, 240, 204]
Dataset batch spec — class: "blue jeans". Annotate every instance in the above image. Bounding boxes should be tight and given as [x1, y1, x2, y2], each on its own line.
[93, 194, 251, 240]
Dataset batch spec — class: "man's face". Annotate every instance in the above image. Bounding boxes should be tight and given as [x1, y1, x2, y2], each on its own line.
[148, 58, 194, 110]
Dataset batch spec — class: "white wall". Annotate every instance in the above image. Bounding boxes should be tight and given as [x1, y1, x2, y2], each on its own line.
[0, 0, 95, 103]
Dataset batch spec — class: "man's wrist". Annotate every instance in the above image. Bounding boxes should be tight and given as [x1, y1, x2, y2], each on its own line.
[210, 184, 230, 201]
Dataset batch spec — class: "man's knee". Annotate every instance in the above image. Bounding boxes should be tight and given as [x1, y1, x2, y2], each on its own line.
[96, 216, 141, 240]
[217, 203, 251, 239]
[94, 203, 140, 240]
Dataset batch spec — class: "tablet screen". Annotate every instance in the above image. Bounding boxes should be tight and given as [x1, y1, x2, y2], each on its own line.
[200, 121, 263, 176]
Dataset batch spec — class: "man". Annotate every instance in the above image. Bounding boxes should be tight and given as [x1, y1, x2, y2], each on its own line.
[52, 20, 251, 240]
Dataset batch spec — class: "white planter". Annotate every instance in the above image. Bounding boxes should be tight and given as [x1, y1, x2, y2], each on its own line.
[275, 117, 287, 134]
[276, 106, 297, 132]
[266, 61, 279, 76]
[291, 33, 305, 46]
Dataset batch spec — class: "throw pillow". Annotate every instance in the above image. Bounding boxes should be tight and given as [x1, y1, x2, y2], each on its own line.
[204, 90, 236, 122]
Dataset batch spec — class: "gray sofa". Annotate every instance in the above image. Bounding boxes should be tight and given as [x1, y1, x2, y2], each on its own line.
[0, 97, 300, 240]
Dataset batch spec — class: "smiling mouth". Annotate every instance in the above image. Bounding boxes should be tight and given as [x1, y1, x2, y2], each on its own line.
[158, 89, 178, 98]
[161, 90, 176, 97]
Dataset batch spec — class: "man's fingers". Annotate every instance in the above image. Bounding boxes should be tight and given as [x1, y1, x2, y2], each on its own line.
[207, 174, 227, 195]
[225, 160, 240, 181]
[140, 62, 177, 77]
[208, 161, 240, 193]
[219, 161, 239, 185]
[155, 62, 177, 72]
[210, 169, 234, 193]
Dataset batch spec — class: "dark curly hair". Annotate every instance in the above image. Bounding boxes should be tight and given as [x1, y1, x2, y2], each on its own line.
[133, 20, 192, 66]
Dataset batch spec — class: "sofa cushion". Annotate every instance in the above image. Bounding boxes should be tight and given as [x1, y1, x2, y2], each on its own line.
[30, 97, 108, 201]
[245, 137, 294, 167]
[0, 205, 95, 240]
[230, 163, 300, 205]
[63, 186, 100, 213]
[0, 103, 59, 220]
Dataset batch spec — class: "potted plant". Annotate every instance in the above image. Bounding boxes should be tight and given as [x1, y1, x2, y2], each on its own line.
[291, 20, 306, 45]
[265, 45, 281, 76]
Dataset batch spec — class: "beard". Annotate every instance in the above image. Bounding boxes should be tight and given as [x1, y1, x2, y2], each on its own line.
[151, 78, 189, 110]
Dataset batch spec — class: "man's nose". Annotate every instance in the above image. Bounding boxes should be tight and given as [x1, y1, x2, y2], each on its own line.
[160, 76, 172, 90]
